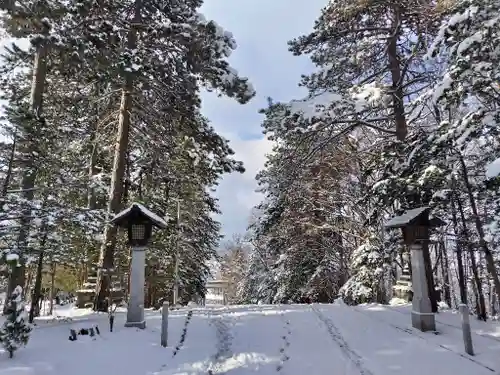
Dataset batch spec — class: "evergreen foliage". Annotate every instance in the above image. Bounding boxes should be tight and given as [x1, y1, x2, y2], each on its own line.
[0, 286, 31, 358]
[0, 0, 254, 307]
[236, 0, 500, 321]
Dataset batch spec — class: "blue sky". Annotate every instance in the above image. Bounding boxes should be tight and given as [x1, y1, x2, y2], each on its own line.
[199, 0, 328, 239]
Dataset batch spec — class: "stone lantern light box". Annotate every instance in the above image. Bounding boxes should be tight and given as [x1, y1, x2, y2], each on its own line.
[111, 202, 168, 247]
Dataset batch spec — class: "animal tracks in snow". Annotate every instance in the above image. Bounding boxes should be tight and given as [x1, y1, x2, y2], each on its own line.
[276, 312, 291, 373]
[172, 310, 193, 358]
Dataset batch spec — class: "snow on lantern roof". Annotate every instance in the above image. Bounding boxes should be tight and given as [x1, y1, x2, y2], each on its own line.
[385, 207, 446, 229]
[111, 202, 168, 229]
[385, 207, 430, 229]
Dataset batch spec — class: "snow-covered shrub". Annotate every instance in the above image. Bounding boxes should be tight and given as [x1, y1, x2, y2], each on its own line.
[339, 235, 389, 305]
[0, 286, 31, 358]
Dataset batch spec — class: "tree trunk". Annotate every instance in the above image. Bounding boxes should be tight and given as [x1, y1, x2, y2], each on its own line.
[29, 249, 44, 323]
[5, 41, 48, 312]
[439, 240, 452, 308]
[458, 154, 500, 308]
[422, 238, 438, 313]
[490, 282, 497, 317]
[0, 132, 17, 301]
[95, 0, 142, 311]
[450, 192, 467, 304]
[29, 214, 48, 322]
[456, 188, 487, 320]
[470, 272, 480, 316]
[48, 261, 56, 316]
[123, 151, 131, 205]
[387, 5, 407, 141]
[468, 251, 486, 321]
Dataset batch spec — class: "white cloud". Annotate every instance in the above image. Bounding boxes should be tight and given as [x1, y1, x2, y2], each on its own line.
[223, 134, 273, 183]
[214, 133, 274, 236]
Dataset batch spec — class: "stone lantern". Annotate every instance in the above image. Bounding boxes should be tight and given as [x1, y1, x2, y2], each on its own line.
[111, 202, 167, 329]
[385, 206, 444, 332]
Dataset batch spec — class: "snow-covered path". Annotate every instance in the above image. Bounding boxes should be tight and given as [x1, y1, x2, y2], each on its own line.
[164, 304, 500, 375]
[346, 304, 499, 373]
[205, 305, 283, 374]
[0, 303, 498, 375]
[284, 305, 370, 375]
[316, 303, 499, 375]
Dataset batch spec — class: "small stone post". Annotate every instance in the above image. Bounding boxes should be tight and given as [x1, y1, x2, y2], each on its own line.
[125, 247, 146, 329]
[459, 304, 474, 355]
[161, 301, 169, 347]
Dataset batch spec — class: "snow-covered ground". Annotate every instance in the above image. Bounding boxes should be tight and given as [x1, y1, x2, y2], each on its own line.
[0, 302, 499, 374]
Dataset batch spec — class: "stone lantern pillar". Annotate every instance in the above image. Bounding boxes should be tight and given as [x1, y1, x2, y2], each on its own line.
[111, 203, 168, 329]
[385, 207, 444, 332]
